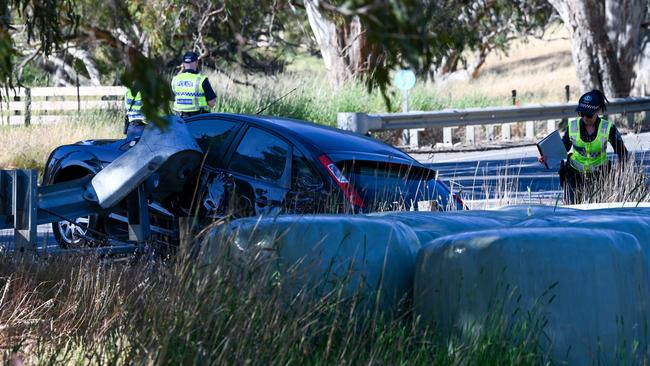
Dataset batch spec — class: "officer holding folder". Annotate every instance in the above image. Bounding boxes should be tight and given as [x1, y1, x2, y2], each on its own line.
[538, 89, 628, 204]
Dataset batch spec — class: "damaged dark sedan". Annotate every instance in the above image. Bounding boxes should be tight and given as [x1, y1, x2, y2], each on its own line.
[43, 113, 464, 248]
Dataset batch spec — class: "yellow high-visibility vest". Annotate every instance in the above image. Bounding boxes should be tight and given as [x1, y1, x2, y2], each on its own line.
[172, 72, 209, 112]
[568, 118, 612, 172]
[125, 89, 145, 122]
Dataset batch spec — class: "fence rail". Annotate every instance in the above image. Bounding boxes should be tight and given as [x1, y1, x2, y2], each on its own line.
[337, 96, 650, 147]
[1, 86, 126, 125]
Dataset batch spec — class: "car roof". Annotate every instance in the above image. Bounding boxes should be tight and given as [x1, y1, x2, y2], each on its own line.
[205, 113, 419, 165]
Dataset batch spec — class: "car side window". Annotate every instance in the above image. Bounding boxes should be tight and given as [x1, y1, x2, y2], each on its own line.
[228, 127, 289, 185]
[292, 148, 323, 191]
[186, 119, 240, 166]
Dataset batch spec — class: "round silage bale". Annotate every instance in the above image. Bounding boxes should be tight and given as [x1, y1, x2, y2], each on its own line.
[207, 214, 421, 313]
[373, 205, 579, 246]
[414, 227, 649, 365]
[516, 209, 650, 277]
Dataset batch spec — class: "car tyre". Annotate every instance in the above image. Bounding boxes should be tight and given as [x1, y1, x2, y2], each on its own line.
[52, 215, 105, 249]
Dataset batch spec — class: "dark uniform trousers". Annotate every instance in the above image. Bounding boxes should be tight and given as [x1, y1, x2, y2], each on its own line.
[126, 120, 146, 139]
[559, 154, 612, 204]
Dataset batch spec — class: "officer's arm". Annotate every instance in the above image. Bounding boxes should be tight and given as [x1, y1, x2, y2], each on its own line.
[609, 124, 629, 164]
[202, 78, 217, 108]
[561, 129, 572, 151]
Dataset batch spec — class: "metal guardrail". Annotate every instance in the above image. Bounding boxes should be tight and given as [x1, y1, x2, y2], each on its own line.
[0, 117, 202, 255]
[337, 96, 650, 146]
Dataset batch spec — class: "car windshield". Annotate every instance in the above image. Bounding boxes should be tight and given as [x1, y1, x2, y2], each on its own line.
[337, 160, 455, 212]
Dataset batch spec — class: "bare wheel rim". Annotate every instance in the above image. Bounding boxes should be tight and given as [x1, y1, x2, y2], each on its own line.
[57, 216, 90, 245]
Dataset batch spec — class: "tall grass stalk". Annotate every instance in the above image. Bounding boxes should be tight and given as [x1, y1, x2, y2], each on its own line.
[455, 154, 650, 209]
[0, 109, 123, 171]
[0, 228, 546, 365]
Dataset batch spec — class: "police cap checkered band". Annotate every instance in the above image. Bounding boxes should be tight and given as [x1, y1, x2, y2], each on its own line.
[575, 91, 602, 114]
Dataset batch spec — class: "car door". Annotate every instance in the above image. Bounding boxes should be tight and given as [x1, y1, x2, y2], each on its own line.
[284, 147, 329, 214]
[185, 117, 243, 168]
[225, 126, 291, 216]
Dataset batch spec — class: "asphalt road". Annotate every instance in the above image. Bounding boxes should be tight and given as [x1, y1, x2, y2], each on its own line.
[426, 152, 650, 207]
[417, 132, 650, 207]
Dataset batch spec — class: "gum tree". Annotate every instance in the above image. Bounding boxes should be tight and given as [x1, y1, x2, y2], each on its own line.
[548, 0, 645, 97]
[1, 0, 300, 125]
[303, 0, 555, 97]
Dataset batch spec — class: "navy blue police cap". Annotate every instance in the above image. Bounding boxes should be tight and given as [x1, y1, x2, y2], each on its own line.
[183, 52, 199, 63]
[575, 91, 602, 116]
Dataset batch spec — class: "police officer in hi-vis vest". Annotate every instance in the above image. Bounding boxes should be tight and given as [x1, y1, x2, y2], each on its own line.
[539, 89, 629, 204]
[172, 51, 217, 118]
[124, 85, 145, 138]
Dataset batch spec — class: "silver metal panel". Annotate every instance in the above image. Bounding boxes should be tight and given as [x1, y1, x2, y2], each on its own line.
[12, 169, 37, 252]
[36, 176, 101, 225]
[91, 116, 202, 209]
[0, 171, 12, 229]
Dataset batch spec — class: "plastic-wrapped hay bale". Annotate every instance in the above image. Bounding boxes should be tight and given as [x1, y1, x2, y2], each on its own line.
[375, 205, 579, 245]
[414, 227, 649, 365]
[372, 211, 509, 246]
[516, 208, 650, 272]
[207, 215, 420, 313]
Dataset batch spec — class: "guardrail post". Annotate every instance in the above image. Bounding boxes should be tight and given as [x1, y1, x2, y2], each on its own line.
[465, 126, 475, 144]
[409, 129, 424, 148]
[24, 88, 31, 126]
[443, 127, 453, 146]
[12, 169, 37, 252]
[0, 171, 12, 229]
[127, 184, 150, 244]
[337, 112, 381, 135]
[486, 125, 495, 141]
[547, 120, 556, 134]
[626, 112, 635, 130]
[502, 123, 511, 140]
[525, 122, 535, 139]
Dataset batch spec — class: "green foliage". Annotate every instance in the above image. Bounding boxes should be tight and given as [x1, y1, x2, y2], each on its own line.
[334, 0, 466, 101]
[461, 0, 554, 52]
[120, 53, 173, 128]
[18, 63, 51, 86]
[1, 0, 556, 117]
[10, 0, 79, 55]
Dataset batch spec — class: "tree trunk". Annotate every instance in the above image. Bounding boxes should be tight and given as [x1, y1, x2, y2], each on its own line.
[548, 0, 643, 97]
[632, 29, 650, 95]
[68, 47, 102, 86]
[304, 0, 377, 87]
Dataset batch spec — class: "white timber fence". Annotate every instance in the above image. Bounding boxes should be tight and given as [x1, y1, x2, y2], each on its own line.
[337, 96, 650, 148]
[0, 86, 126, 126]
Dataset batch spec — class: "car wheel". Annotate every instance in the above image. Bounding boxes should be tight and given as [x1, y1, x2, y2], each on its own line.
[52, 215, 104, 249]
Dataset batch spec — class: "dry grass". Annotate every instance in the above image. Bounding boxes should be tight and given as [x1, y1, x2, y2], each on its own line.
[0, 109, 123, 170]
[437, 24, 579, 104]
[0, 231, 545, 365]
